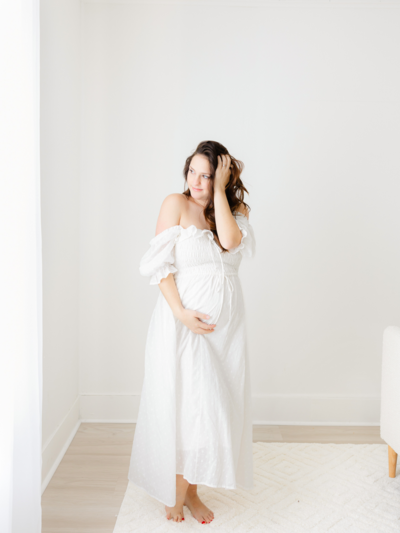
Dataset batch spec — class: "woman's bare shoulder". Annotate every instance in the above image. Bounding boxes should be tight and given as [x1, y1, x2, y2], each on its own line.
[156, 193, 186, 234]
[160, 193, 187, 216]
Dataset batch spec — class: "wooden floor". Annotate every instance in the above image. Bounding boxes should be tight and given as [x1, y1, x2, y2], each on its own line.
[41, 423, 385, 533]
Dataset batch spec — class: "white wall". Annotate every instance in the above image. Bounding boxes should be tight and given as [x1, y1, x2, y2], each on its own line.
[41, 0, 81, 491]
[79, 0, 400, 425]
[40, 1, 400, 469]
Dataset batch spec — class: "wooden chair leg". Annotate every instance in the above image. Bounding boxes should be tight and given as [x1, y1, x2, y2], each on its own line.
[388, 445, 398, 478]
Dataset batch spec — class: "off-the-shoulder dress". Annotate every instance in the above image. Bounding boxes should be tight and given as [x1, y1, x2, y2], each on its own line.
[128, 212, 256, 507]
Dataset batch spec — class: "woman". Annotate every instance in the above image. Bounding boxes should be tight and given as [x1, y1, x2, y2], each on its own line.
[128, 140, 256, 524]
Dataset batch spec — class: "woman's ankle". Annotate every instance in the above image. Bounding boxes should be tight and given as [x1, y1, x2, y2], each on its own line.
[176, 475, 189, 497]
[186, 483, 198, 495]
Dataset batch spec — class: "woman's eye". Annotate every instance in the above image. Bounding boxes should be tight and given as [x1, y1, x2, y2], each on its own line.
[189, 168, 209, 179]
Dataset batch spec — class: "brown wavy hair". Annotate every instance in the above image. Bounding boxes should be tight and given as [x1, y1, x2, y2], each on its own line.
[182, 140, 251, 252]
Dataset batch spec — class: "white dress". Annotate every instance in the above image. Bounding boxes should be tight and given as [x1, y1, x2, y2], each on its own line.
[128, 211, 256, 507]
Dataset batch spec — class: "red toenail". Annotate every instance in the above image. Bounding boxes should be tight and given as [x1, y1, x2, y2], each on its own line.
[202, 521, 205, 524]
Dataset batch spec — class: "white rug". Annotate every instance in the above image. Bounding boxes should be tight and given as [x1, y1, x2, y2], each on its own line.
[113, 442, 400, 532]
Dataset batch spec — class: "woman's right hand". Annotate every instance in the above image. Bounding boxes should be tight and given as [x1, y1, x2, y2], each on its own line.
[177, 308, 216, 335]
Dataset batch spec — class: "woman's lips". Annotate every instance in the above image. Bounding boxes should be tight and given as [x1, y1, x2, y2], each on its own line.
[193, 187, 202, 191]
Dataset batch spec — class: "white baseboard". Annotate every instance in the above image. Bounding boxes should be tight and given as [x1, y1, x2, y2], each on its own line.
[252, 393, 381, 425]
[80, 392, 381, 425]
[41, 395, 81, 494]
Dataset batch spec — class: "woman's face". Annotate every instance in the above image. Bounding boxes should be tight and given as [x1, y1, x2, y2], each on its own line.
[187, 154, 212, 201]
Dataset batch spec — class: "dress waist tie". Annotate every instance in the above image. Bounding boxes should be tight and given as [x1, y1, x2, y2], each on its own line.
[207, 236, 234, 324]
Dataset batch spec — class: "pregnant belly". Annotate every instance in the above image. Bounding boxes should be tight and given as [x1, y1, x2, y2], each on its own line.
[174, 273, 231, 328]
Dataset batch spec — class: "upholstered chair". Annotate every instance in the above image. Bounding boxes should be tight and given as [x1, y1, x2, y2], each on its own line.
[380, 326, 400, 478]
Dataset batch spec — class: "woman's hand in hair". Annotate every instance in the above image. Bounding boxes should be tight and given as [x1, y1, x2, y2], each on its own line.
[214, 154, 232, 192]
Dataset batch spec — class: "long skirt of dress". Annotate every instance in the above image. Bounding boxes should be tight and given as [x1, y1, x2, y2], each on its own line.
[128, 217, 255, 507]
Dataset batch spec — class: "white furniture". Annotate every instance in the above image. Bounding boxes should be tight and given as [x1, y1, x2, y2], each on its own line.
[380, 326, 400, 478]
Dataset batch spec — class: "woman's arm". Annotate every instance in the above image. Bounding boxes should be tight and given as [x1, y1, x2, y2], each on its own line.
[158, 273, 184, 319]
[213, 154, 249, 250]
[158, 270, 216, 335]
[155, 194, 216, 335]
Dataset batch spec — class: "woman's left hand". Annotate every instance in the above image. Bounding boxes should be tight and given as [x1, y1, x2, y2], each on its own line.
[214, 154, 232, 191]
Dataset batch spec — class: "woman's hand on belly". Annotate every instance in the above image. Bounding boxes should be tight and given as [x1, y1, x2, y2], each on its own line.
[176, 308, 216, 335]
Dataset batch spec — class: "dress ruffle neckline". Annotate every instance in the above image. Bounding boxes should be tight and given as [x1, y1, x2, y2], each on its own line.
[178, 225, 214, 242]
[149, 211, 247, 245]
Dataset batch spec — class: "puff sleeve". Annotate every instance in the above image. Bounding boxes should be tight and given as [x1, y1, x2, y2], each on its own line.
[228, 212, 256, 258]
[139, 226, 181, 285]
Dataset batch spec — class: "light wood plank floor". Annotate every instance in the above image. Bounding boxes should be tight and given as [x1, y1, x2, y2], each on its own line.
[41, 423, 385, 533]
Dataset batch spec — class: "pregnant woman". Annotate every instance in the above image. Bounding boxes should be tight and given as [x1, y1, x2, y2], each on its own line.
[128, 140, 256, 524]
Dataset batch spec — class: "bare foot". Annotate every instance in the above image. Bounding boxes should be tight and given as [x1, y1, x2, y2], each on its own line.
[165, 474, 189, 522]
[184, 484, 214, 524]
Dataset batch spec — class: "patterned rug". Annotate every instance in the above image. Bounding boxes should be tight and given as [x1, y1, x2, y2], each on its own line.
[113, 442, 400, 532]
